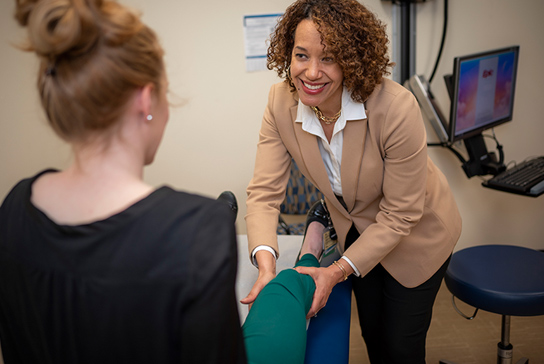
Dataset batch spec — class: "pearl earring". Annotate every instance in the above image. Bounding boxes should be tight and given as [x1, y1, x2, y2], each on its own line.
[146, 114, 153, 121]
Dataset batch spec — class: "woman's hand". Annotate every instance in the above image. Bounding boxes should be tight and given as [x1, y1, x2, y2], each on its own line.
[240, 271, 275, 308]
[240, 250, 276, 308]
[295, 260, 352, 319]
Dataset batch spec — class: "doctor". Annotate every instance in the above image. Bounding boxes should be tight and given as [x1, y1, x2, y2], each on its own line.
[243, 0, 462, 363]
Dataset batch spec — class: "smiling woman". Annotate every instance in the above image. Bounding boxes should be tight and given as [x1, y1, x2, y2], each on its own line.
[290, 19, 344, 123]
[267, 0, 392, 103]
[244, 0, 462, 363]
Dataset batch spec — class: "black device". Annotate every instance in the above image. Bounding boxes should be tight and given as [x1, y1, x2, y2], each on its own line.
[483, 157, 544, 197]
[446, 45, 520, 177]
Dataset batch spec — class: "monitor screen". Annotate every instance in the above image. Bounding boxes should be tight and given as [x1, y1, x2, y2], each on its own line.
[449, 46, 519, 143]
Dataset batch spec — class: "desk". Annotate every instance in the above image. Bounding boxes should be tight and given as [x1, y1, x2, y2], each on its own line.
[235, 234, 303, 323]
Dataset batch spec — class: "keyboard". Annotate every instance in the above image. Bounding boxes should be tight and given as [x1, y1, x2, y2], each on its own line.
[484, 156, 544, 196]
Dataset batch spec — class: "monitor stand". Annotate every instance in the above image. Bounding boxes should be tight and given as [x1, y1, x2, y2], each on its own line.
[462, 134, 506, 178]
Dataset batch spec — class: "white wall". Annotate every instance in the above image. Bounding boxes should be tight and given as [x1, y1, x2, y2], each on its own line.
[1, 0, 543, 251]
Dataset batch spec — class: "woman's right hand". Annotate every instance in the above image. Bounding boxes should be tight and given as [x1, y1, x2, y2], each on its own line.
[240, 250, 276, 308]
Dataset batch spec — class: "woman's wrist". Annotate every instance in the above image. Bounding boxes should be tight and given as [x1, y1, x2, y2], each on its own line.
[332, 258, 354, 283]
[255, 250, 276, 275]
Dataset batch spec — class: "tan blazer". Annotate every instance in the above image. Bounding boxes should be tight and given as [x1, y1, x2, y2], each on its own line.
[246, 79, 462, 288]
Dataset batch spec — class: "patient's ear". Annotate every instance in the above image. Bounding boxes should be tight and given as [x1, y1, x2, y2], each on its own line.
[135, 83, 155, 119]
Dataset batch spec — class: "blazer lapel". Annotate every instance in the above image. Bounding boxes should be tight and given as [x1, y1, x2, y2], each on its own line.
[341, 116, 368, 212]
[291, 106, 331, 194]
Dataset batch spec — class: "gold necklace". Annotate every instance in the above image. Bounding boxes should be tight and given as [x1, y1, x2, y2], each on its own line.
[310, 106, 341, 125]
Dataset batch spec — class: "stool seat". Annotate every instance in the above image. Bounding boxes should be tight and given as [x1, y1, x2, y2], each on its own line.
[445, 244, 544, 317]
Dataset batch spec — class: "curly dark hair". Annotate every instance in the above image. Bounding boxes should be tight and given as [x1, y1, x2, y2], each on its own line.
[267, 0, 393, 103]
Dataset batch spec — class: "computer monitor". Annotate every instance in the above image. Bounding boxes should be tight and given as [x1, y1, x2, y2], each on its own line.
[446, 45, 520, 177]
[449, 45, 519, 143]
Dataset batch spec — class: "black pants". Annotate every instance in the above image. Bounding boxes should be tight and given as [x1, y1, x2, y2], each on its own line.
[345, 224, 450, 364]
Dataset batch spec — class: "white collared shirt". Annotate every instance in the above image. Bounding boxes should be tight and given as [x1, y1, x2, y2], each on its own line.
[251, 87, 365, 276]
[295, 86, 367, 196]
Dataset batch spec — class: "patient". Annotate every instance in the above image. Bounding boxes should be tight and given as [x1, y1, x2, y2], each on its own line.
[0, 1, 340, 363]
[0, 0, 244, 363]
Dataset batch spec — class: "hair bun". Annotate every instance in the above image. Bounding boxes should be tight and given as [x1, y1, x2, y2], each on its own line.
[14, 0, 163, 142]
[15, 0, 37, 26]
[17, 0, 102, 60]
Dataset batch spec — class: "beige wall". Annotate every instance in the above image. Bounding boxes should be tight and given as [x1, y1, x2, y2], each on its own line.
[1, 0, 543, 252]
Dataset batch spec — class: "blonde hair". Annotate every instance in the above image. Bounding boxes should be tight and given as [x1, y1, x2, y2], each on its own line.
[15, 0, 165, 142]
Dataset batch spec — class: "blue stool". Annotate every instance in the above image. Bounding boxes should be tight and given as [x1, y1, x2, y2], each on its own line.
[440, 245, 544, 364]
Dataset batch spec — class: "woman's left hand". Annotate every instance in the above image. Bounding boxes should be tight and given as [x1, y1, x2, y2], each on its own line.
[294, 264, 346, 319]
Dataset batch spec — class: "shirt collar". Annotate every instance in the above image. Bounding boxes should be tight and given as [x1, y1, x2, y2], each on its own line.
[296, 86, 367, 127]
[341, 87, 367, 121]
